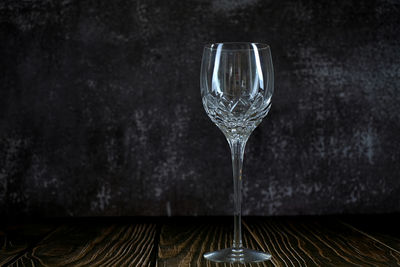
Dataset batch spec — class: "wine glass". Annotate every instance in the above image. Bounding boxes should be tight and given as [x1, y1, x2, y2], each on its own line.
[200, 42, 274, 263]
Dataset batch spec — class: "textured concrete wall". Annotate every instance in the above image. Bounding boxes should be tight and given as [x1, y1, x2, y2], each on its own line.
[0, 0, 399, 217]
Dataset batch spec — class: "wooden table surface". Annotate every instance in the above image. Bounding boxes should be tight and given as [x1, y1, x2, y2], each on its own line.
[1, 215, 399, 266]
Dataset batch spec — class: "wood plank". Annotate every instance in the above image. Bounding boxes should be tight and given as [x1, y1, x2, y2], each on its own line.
[157, 217, 273, 267]
[244, 217, 400, 266]
[3, 216, 399, 266]
[0, 223, 55, 265]
[9, 221, 157, 266]
[340, 214, 400, 253]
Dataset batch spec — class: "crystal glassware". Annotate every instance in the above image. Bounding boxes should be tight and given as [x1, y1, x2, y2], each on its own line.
[200, 42, 274, 263]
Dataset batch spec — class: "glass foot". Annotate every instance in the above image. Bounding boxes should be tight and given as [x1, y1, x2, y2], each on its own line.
[204, 247, 271, 263]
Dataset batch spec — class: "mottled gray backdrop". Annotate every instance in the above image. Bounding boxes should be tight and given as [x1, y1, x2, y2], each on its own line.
[1, 0, 399, 217]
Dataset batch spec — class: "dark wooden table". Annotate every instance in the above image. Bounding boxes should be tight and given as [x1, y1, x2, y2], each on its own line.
[1, 215, 399, 266]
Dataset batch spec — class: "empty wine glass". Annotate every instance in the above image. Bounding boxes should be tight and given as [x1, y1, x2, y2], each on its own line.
[200, 42, 274, 263]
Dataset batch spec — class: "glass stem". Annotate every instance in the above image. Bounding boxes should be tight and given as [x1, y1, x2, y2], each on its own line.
[229, 138, 247, 250]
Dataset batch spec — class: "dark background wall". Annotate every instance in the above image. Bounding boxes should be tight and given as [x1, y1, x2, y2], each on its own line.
[1, 0, 399, 217]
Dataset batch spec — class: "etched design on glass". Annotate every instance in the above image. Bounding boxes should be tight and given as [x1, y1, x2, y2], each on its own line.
[202, 92, 271, 139]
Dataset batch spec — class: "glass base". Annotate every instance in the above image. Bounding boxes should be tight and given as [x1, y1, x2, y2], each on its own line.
[203, 247, 271, 263]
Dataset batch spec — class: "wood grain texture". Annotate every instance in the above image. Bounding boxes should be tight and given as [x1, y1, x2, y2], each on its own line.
[0, 223, 55, 266]
[9, 222, 156, 266]
[3, 216, 400, 267]
[244, 217, 400, 266]
[340, 215, 400, 253]
[157, 217, 273, 267]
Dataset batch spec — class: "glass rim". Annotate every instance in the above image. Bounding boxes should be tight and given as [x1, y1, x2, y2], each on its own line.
[204, 42, 270, 51]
